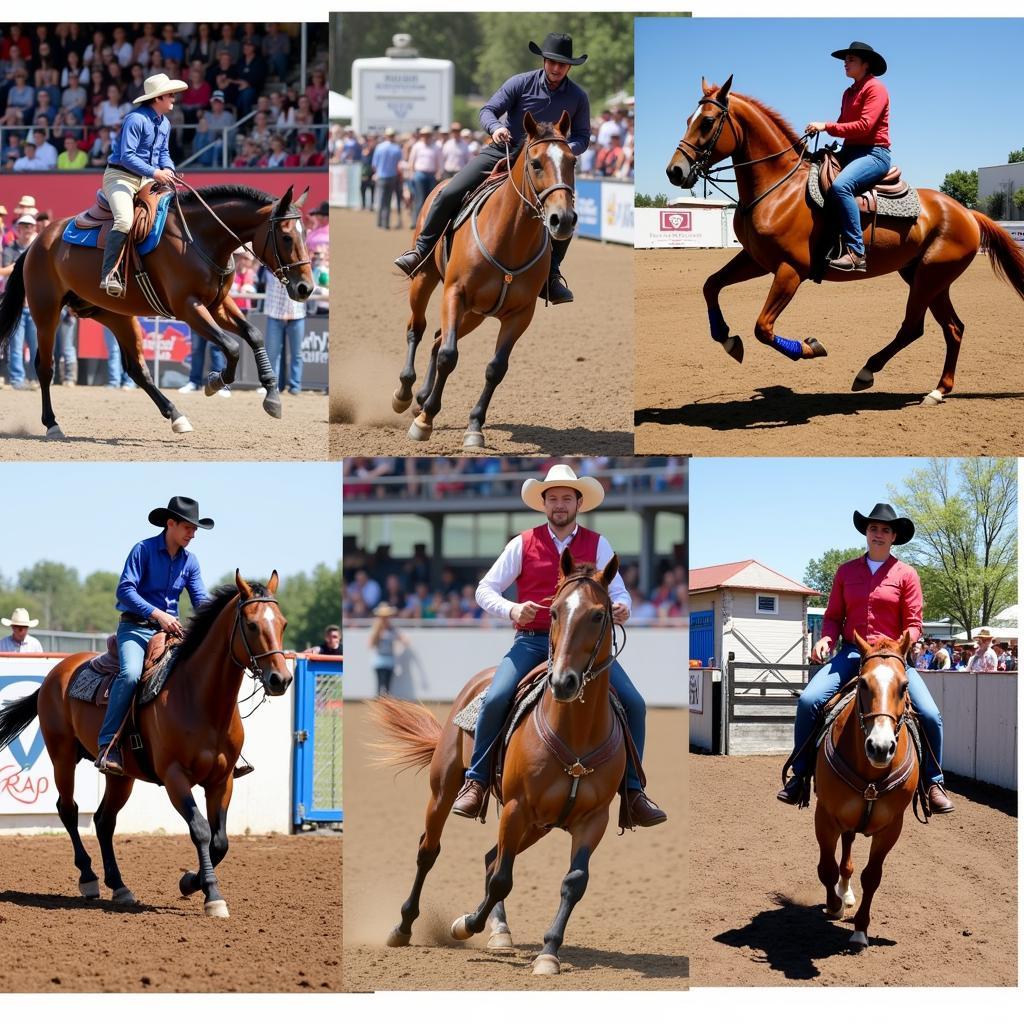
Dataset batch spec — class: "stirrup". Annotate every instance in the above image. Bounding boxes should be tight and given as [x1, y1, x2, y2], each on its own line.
[101, 272, 125, 298]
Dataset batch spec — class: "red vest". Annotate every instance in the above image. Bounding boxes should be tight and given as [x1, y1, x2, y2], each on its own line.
[516, 524, 600, 633]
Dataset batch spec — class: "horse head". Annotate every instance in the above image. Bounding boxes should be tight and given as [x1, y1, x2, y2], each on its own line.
[233, 569, 292, 696]
[666, 75, 736, 189]
[258, 186, 314, 302]
[521, 110, 577, 241]
[547, 548, 619, 703]
[852, 629, 913, 768]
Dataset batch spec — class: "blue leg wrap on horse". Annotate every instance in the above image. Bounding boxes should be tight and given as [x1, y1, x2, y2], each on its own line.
[770, 334, 803, 361]
[708, 308, 728, 342]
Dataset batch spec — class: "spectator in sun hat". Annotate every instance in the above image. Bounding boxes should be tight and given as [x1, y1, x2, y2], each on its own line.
[0, 607, 44, 653]
[285, 131, 324, 167]
[307, 200, 330, 251]
[967, 629, 999, 672]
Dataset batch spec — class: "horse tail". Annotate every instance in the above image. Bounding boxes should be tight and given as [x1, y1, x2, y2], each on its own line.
[366, 695, 442, 774]
[972, 212, 1024, 302]
[0, 689, 40, 753]
[0, 252, 27, 358]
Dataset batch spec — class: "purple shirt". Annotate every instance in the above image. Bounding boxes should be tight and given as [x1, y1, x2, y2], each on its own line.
[479, 69, 590, 155]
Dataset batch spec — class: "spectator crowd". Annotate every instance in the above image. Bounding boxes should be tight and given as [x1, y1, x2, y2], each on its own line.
[912, 633, 1017, 673]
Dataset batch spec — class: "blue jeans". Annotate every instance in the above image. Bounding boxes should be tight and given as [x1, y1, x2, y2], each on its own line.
[412, 171, 436, 221]
[465, 631, 647, 790]
[828, 144, 892, 256]
[265, 316, 304, 393]
[7, 307, 38, 385]
[56, 313, 77, 384]
[98, 621, 156, 748]
[104, 327, 134, 388]
[187, 333, 227, 387]
[792, 645, 943, 784]
[376, 177, 399, 229]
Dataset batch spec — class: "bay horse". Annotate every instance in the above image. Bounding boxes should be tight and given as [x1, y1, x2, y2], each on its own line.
[0, 183, 313, 439]
[391, 111, 577, 449]
[666, 77, 1024, 404]
[371, 550, 625, 975]
[0, 571, 290, 918]
[813, 630, 918, 950]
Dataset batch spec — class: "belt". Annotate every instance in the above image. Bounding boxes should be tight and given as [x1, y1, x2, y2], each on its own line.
[120, 612, 157, 627]
[516, 628, 549, 637]
[107, 163, 144, 176]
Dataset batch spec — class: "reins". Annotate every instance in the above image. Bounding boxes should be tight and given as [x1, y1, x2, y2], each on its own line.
[230, 594, 287, 689]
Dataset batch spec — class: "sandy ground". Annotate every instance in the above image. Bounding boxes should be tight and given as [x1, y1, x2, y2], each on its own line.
[687, 753, 1017, 986]
[329, 210, 634, 457]
[0, 384, 327, 461]
[635, 249, 1024, 455]
[343, 701, 688, 990]
[0, 832, 342, 992]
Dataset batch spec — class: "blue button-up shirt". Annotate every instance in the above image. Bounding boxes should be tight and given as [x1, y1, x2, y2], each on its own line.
[371, 139, 402, 179]
[480, 69, 591, 155]
[109, 105, 175, 178]
[116, 533, 208, 620]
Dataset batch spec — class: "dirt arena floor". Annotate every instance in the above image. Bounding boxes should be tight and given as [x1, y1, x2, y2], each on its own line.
[0, 384, 327, 461]
[635, 249, 1024, 455]
[343, 701, 687, 990]
[329, 211, 633, 457]
[688, 753, 1017, 986]
[0, 831, 341, 992]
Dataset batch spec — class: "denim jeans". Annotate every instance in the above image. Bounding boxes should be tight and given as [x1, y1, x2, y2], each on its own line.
[265, 316, 304, 393]
[376, 177, 398, 229]
[7, 307, 38, 385]
[98, 621, 156, 748]
[187, 333, 227, 388]
[828, 144, 892, 256]
[55, 313, 77, 384]
[412, 171, 437, 221]
[792, 644, 943, 784]
[104, 327, 134, 388]
[465, 631, 647, 790]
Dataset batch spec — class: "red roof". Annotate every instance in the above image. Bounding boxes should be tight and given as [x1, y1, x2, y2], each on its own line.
[690, 559, 819, 596]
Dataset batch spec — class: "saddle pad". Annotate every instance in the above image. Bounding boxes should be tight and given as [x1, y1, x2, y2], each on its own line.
[808, 170, 921, 220]
[814, 690, 856, 749]
[67, 646, 178, 707]
[62, 192, 173, 254]
[453, 673, 548, 737]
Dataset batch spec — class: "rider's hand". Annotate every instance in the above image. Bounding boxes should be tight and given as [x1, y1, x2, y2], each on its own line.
[611, 602, 630, 626]
[811, 636, 833, 664]
[152, 610, 184, 637]
[491, 126, 512, 146]
[804, 122, 827, 137]
[153, 168, 176, 186]
[511, 601, 544, 626]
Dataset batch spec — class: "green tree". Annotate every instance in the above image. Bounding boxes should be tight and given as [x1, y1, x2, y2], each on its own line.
[16, 561, 81, 631]
[634, 192, 670, 208]
[1007, 148, 1024, 163]
[1013, 187, 1024, 216]
[940, 169, 978, 209]
[803, 547, 864, 604]
[888, 458, 1017, 633]
[982, 192, 1006, 219]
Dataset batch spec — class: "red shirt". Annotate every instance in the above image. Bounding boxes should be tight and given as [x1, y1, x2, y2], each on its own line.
[822, 554, 922, 648]
[516, 524, 600, 633]
[826, 75, 890, 147]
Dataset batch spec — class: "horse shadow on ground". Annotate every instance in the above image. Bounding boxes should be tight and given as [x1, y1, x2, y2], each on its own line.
[944, 772, 1017, 817]
[465, 945, 688, 981]
[635, 387, 1024, 432]
[489, 422, 634, 455]
[714, 892, 895, 981]
[0, 889, 187, 916]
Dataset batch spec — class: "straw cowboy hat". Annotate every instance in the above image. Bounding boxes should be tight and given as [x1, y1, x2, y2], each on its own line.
[852, 502, 915, 545]
[133, 73, 188, 105]
[373, 603, 398, 617]
[522, 465, 605, 513]
[975, 628, 995, 640]
[148, 495, 215, 530]
[2, 608, 39, 628]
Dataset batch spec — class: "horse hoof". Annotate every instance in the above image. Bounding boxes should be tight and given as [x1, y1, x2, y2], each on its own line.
[487, 928, 513, 950]
[262, 394, 283, 419]
[532, 954, 560, 976]
[171, 415, 194, 434]
[112, 886, 137, 906]
[392, 391, 412, 414]
[805, 338, 828, 358]
[45, 424, 66, 440]
[463, 431, 485, 449]
[204, 899, 230, 919]
[79, 879, 100, 899]
[179, 871, 199, 897]
[721, 335, 744, 364]
[851, 367, 874, 392]
[450, 914, 473, 941]
[826, 904, 845, 921]
[204, 373, 223, 397]
[408, 418, 433, 442]
[386, 926, 411, 947]
[849, 931, 869, 950]
[921, 389, 945, 406]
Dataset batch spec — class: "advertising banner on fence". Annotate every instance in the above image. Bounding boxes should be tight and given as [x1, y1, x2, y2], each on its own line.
[689, 669, 704, 714]
[600, 180, 634, 245]
[575, 178, 602, 240]
[635, 205, 739, 248]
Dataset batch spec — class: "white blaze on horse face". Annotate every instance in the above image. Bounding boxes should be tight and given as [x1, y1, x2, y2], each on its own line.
[866, 664, 897, 764]
[552, 587, 583, 677]
[546, 143, 566, 187]
[263, 606, 276, 626]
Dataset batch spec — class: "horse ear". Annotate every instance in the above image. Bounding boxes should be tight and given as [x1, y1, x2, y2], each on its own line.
[275, 186, 294, 216]
[718, 75, 733, 103]
[236, 569, 253, 600]
[852, 629, 870, 657]
[898, 630, 913, 658]
[599, 554, 620, 590]
[557, 109, 572, 138]
[294, 187, 309, 209]
[523, 111, 539, 137]
[701, 76, 712, 96]
[559, 546, 575, 580]
[268, 570, 279, 594]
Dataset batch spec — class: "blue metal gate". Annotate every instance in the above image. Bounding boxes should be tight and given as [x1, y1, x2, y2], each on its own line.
[689, 610, 714, 666]
[292, 656, 343, 827]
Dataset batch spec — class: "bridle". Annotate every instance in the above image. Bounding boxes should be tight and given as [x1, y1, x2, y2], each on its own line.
[854, 650, 911, 739]
[503, 136, 576, 221]
[230, 595, 288, 689]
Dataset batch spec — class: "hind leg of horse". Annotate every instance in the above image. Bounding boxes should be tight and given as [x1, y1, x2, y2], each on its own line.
[206, 296, 281, 417]
[410, 287, 464, 441]
[753, 263, 827, 362]
[394, 270, 440, 413]
[464, 309, 530, 449]
[837, 830, 857, 911]
[703, 249, 769, 364]
[52, 744, 100, 896]
[94, 774, 138, 905]
[850, 818, 903, 949]
[814, 805, 844, 919]
[923, 289, 966, 404]
[180, 778, 233, 899]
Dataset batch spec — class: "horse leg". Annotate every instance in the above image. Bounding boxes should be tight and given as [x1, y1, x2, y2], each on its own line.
[814, 803, 844, 920]
[207, 296, 281, 418]
[394, 270, 439, 413]
[850, 818, 903, 949]
[52, 741, 100, 897]
[464, 309, 529, 449]
[180, 778, 233, 899]
[753, 263, 827, 361]
[702, 248, 769, 364]
[94, 774, 138, 906]
[410, 286, 464, 441]
[837, 830, 857, 911]
[483, 844, 513, 950]
[90, 310, 192, 433]
[175, 302, 248, 408]
[29, 304, 64, 439]
[414, 329, 442, 410]
[924, 288, 966, 404]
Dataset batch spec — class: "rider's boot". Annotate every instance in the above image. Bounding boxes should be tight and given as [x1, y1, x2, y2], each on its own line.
[619, 788, 668, 828]
[776, 774, 805, 804]
[541, 235, 573, 304]
[828, 250, 867, 273]
[394, 192, 451, 278]
[95, 742, 125, 776]
[928, 782, 954, 813]
[452, 777, 486, 819]
[100, 229, 129, 297]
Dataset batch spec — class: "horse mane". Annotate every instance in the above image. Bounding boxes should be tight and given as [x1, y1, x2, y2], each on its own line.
[187, 183, 280, 208]
[175, 580, 269, 664]
[733, 91, 802, 148]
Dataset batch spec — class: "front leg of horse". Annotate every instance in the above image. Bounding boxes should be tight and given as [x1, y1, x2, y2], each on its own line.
[181, 780, 232, 900]
[394, 325, 425, 413]
[410, 290, 464, 442]
[166, 769, 229, 917]
[850, 819, 903, 950]
[481, 843, 513, 950]
[754, 264, 828, 362]
[814, 806, 844, 920]
[94, 775, 138, 906]
[208, 298, 281, 417]
[451, 848, 515, 942]
[702, 250, 770, 364]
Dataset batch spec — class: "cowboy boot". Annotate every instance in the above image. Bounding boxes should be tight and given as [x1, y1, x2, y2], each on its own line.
[828, 250, 867, 273]
[95, 742, 125, 776]
[928, 782, 954, 814]
[776, 775, 805, 805]
[100, 229, 129, 297]
[619, 788, 668, 828]
[541, 235, 574, 304]
[452, 778, 486, 819]
[394, 190, 452, 278]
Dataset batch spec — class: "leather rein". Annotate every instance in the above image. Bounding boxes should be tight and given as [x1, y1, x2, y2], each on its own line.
[230, 595, 287, 690]
[503, 135, 576, 221]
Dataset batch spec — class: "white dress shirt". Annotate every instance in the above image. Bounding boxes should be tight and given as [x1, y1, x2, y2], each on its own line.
[0, 633, 44, 653]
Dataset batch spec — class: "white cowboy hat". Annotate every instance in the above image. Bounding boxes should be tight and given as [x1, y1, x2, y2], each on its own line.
[521, 465, 605, 514]
[373, 603, 398, 617]
[2, 607, 39, 628]
[133, 73, 188, 105]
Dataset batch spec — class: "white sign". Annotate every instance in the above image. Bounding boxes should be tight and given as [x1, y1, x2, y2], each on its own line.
[600, 180, 635, 244]
[353, 58, 454, 135]
[688, 669, 704, 714]
[634, 206, 740, 249]
[1000, 221, 1024, 248]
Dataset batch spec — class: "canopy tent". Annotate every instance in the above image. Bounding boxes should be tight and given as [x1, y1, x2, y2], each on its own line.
[329, 91, 354, 120]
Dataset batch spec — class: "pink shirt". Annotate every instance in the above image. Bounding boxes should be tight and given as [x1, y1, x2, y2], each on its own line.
[822, 554, 922, 648]
[826, 75, 890, 147]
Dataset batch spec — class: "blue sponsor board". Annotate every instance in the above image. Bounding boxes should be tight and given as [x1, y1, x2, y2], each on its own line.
[575, 178, 602, 239]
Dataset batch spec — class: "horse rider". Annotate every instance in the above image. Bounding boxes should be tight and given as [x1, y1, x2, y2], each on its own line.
[804, 42, 892, 273]
[393, 32, 591, 304]
[777, 502, 953, 813]
[452, 464, 667, 827]
[100, 72, 187, 297]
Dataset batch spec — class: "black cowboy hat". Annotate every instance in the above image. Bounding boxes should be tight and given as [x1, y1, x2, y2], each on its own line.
[831, 41, 887, 76]
[853, 502, 914, 545]
[528, 33, 588, 67]
[148, 496, 215, 530]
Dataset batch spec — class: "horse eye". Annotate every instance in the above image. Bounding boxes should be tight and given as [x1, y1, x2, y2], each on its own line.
[246, 621, 258, 632]
[531, 159, 542, 171]
[591, 610, 603, 623]
[702, 117, 714, 131]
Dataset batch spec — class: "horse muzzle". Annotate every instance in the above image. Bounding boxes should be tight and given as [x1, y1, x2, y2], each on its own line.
[549, 669, 583, 703]
[666, 155, 696, 190]
[545, 204, 577, 241]
[287, 278, 313, 302]
[864, 726, 897, 768]
[263, 669, 293, 697]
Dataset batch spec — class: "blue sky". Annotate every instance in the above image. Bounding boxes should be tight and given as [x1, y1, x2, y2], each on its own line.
[0, 463, 341, 585]
[635, 18, 1024, 199]
[690, 457, 937, 583]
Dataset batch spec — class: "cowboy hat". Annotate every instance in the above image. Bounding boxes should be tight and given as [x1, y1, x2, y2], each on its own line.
[522, 465, 604, 514]
[148, 496, 215, 530]
[830, 41, 887, 76]
[373, 603, 398, 617]
[853, 502, 914, 545]
[528, 33, 588, 66]
[2, 607, 39, 628]
[975, 628, 994, 639]
[134, 73, 188, 105]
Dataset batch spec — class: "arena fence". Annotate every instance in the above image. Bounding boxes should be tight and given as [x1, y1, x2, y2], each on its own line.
[292, 655, 343, 827]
